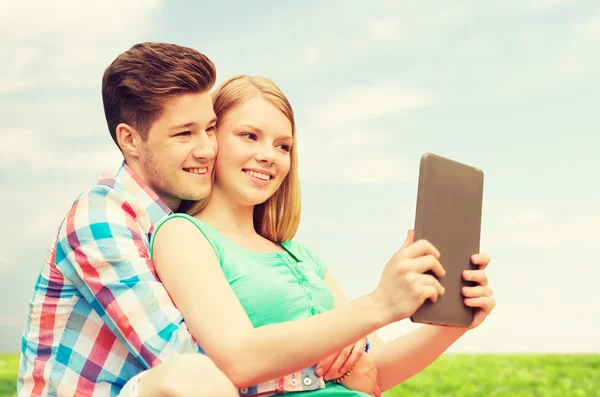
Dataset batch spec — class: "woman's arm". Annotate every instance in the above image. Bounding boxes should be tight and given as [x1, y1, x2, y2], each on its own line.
[323, 271, 464, 390]
[152, 219, 444, 388]
[323, 252, 495, 392]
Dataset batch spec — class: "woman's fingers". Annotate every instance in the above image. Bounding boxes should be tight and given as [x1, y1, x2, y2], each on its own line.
[416, 273, 445, 296]
[471, 253, 491, 269]
[419, 284, 442, 303]
[410, 254, 446, 278]
[400, 239, 441, 260]
[462, 285, 493, 298]
[463, 269, 488, 286]
[464, 296, 496, 314]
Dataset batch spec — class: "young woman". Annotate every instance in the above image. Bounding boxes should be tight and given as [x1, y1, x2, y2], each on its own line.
[150, 75, 495, 396]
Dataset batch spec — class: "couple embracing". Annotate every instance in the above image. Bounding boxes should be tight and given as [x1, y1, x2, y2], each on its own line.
[18, 42, 495, 397]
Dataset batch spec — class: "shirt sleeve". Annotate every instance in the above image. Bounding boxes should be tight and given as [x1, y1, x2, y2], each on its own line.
[55, 186, 201, 369]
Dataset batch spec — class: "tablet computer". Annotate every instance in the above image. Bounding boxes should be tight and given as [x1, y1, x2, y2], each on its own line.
[410, 153, 484, 327]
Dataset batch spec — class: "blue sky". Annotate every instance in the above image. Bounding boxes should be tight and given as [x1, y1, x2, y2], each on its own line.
[1, 0, 599, 353]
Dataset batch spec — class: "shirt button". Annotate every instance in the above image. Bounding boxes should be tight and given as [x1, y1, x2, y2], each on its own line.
[311, 308, 316, 315]
[240, 388, 248, 394]
[302, 280, 309, 287]
[303, 377, 313, 386]
[308, 292, 313, 300]
[291, 379, 298, 387]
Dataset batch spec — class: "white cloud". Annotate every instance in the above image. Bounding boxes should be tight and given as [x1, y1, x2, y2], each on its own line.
[292, 80, 431, 182]
[310, 83, 435, 130]
[339, 157, 416, 183]
[0, 0, 162, 93]
[296, 123, 418, 183]
[529, 0, 576, 8]
[368, 3, 472, 46]
[371, 20, 399, 40]
[303, 48, 321, 65]
[299, 152, 416, 183]
[0, 129, 122, 173]
[209, 2, 475, 82]
[295, 81, 428, 183]
[483, 10, 600, 99]
[494, 0, 577, 11]
[574, 13, 600, 38]
[485, 213, 600, 248]
[501, 210, 546, 226]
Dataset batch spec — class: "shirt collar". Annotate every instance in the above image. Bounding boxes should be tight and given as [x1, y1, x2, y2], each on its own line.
[112, 161, 173, 225]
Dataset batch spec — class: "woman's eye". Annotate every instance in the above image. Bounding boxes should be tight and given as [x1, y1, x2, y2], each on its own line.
[278, 144, 291, 152]
[207, 126, 217, 135]
[176, 131, 191, 137]
[241, 133, 257, 140]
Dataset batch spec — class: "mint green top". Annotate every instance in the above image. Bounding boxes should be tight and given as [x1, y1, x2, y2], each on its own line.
[150, 213, 368, 396]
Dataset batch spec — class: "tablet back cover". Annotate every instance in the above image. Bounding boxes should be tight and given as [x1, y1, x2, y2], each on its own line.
[410, 153, 484, 327]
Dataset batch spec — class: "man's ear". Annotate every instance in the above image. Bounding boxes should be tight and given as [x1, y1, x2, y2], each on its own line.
[116, 123, 142, 158]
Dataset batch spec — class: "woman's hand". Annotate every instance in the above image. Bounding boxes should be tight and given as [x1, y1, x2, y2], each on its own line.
[315, 338, 366, 380]
[462, 253, 496, 329]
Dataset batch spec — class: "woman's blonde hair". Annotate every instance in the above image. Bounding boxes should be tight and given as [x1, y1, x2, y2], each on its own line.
[186, 75, 301, 242]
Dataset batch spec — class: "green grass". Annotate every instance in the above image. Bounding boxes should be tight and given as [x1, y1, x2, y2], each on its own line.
[1, 354, 598, 396]
[385, 354, 600, 397]
[0, 354, 18, 397]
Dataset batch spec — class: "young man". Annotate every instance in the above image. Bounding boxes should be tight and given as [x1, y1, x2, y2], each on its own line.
[17, 42, 235, 397]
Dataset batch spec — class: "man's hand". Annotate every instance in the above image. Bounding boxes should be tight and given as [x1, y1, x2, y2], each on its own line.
[315, 338, 366, 380]
[339, 353, 381, 397]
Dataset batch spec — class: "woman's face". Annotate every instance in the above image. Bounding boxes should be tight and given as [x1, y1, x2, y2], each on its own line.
[213, 97, 293, 207]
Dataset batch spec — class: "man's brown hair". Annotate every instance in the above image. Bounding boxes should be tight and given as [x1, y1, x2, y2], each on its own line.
[102, 42, 216, 146]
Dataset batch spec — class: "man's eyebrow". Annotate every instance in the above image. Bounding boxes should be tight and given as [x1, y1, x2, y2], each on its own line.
[168, 122, 198, 131]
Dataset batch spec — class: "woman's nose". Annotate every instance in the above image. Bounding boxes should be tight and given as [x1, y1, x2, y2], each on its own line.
[255, 146, 275, 164]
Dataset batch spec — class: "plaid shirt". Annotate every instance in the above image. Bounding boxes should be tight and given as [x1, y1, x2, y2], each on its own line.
[18, 162, 325, 397]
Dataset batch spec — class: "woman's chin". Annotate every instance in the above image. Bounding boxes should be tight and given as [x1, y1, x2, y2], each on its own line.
[239, 192, 273, 207]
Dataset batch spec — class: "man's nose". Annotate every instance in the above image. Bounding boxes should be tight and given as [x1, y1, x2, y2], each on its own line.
[191, 133, 216, 160]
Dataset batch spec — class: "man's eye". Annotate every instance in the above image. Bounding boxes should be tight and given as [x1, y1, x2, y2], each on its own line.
[176, 131, 191, 137]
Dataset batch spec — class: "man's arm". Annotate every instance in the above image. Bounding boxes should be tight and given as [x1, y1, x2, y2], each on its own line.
[55, 188, 200, 369]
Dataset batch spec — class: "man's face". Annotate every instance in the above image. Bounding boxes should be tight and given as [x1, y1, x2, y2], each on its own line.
[137, 92, 217, 210]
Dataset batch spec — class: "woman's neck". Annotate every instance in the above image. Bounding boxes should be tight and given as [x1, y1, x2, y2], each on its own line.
[197, 187, 258, 239]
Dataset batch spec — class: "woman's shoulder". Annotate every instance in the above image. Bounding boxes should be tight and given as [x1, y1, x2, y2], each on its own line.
[150, 213, 224, 261]
[153, 213, 204, 239]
